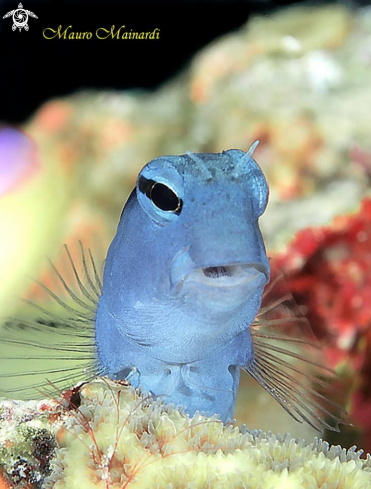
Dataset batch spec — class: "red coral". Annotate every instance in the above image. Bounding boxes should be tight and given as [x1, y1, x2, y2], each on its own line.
[0, 469, 13, 489]
[273, 198, 371, 446]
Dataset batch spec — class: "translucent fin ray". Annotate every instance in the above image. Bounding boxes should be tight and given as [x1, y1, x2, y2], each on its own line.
[0, 363, 96, 379]
[31, 282, 95, 319]
[88, 246, 103, 293]
[246, 265, 348, 432]
[0, 243, 103, 400]
[4, 317, 94, 337]
[63, 243, 100, 303]
[251, 351, 343, 420]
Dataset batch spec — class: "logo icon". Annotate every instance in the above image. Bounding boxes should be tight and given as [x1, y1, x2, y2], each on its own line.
[3, 3, 38, 31]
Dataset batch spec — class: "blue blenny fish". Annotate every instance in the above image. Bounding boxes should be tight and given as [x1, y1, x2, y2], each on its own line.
[0, 143, 345, 431]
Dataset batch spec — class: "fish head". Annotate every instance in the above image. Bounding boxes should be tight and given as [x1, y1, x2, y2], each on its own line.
[102, 145, 270, 332]
[167, 148, 270, 325]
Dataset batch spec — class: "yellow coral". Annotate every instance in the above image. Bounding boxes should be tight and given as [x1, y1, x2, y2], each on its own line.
[45, 380, 371, 489]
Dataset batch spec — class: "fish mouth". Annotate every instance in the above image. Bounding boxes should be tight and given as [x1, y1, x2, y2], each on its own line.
[184, 263, 269, 289]
[170, 258, 269, 321]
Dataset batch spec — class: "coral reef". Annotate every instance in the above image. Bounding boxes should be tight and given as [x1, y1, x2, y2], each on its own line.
[273, 197, 371, 452]
[0, 397, 61, 488]
[1, 380, 371, 488]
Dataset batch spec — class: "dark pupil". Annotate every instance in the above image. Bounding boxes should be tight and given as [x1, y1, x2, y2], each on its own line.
[151, 183, 180, 212]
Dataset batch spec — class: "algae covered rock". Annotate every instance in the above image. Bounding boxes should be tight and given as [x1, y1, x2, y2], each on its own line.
[0, 397, 61, 488]
[2, 379, 369, 488]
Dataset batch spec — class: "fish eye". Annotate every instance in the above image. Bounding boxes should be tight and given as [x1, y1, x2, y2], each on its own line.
[137, 171, 183, 223]
[149, 182, 182, 214]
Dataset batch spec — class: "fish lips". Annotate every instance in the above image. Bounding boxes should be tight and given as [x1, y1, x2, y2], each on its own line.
[185, 263, 268, 289]
[170, 249, 269, 317]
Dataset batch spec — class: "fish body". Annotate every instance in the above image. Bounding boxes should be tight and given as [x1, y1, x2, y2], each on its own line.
[0, 144, 346, 432]
[96, 147, 269, 420]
